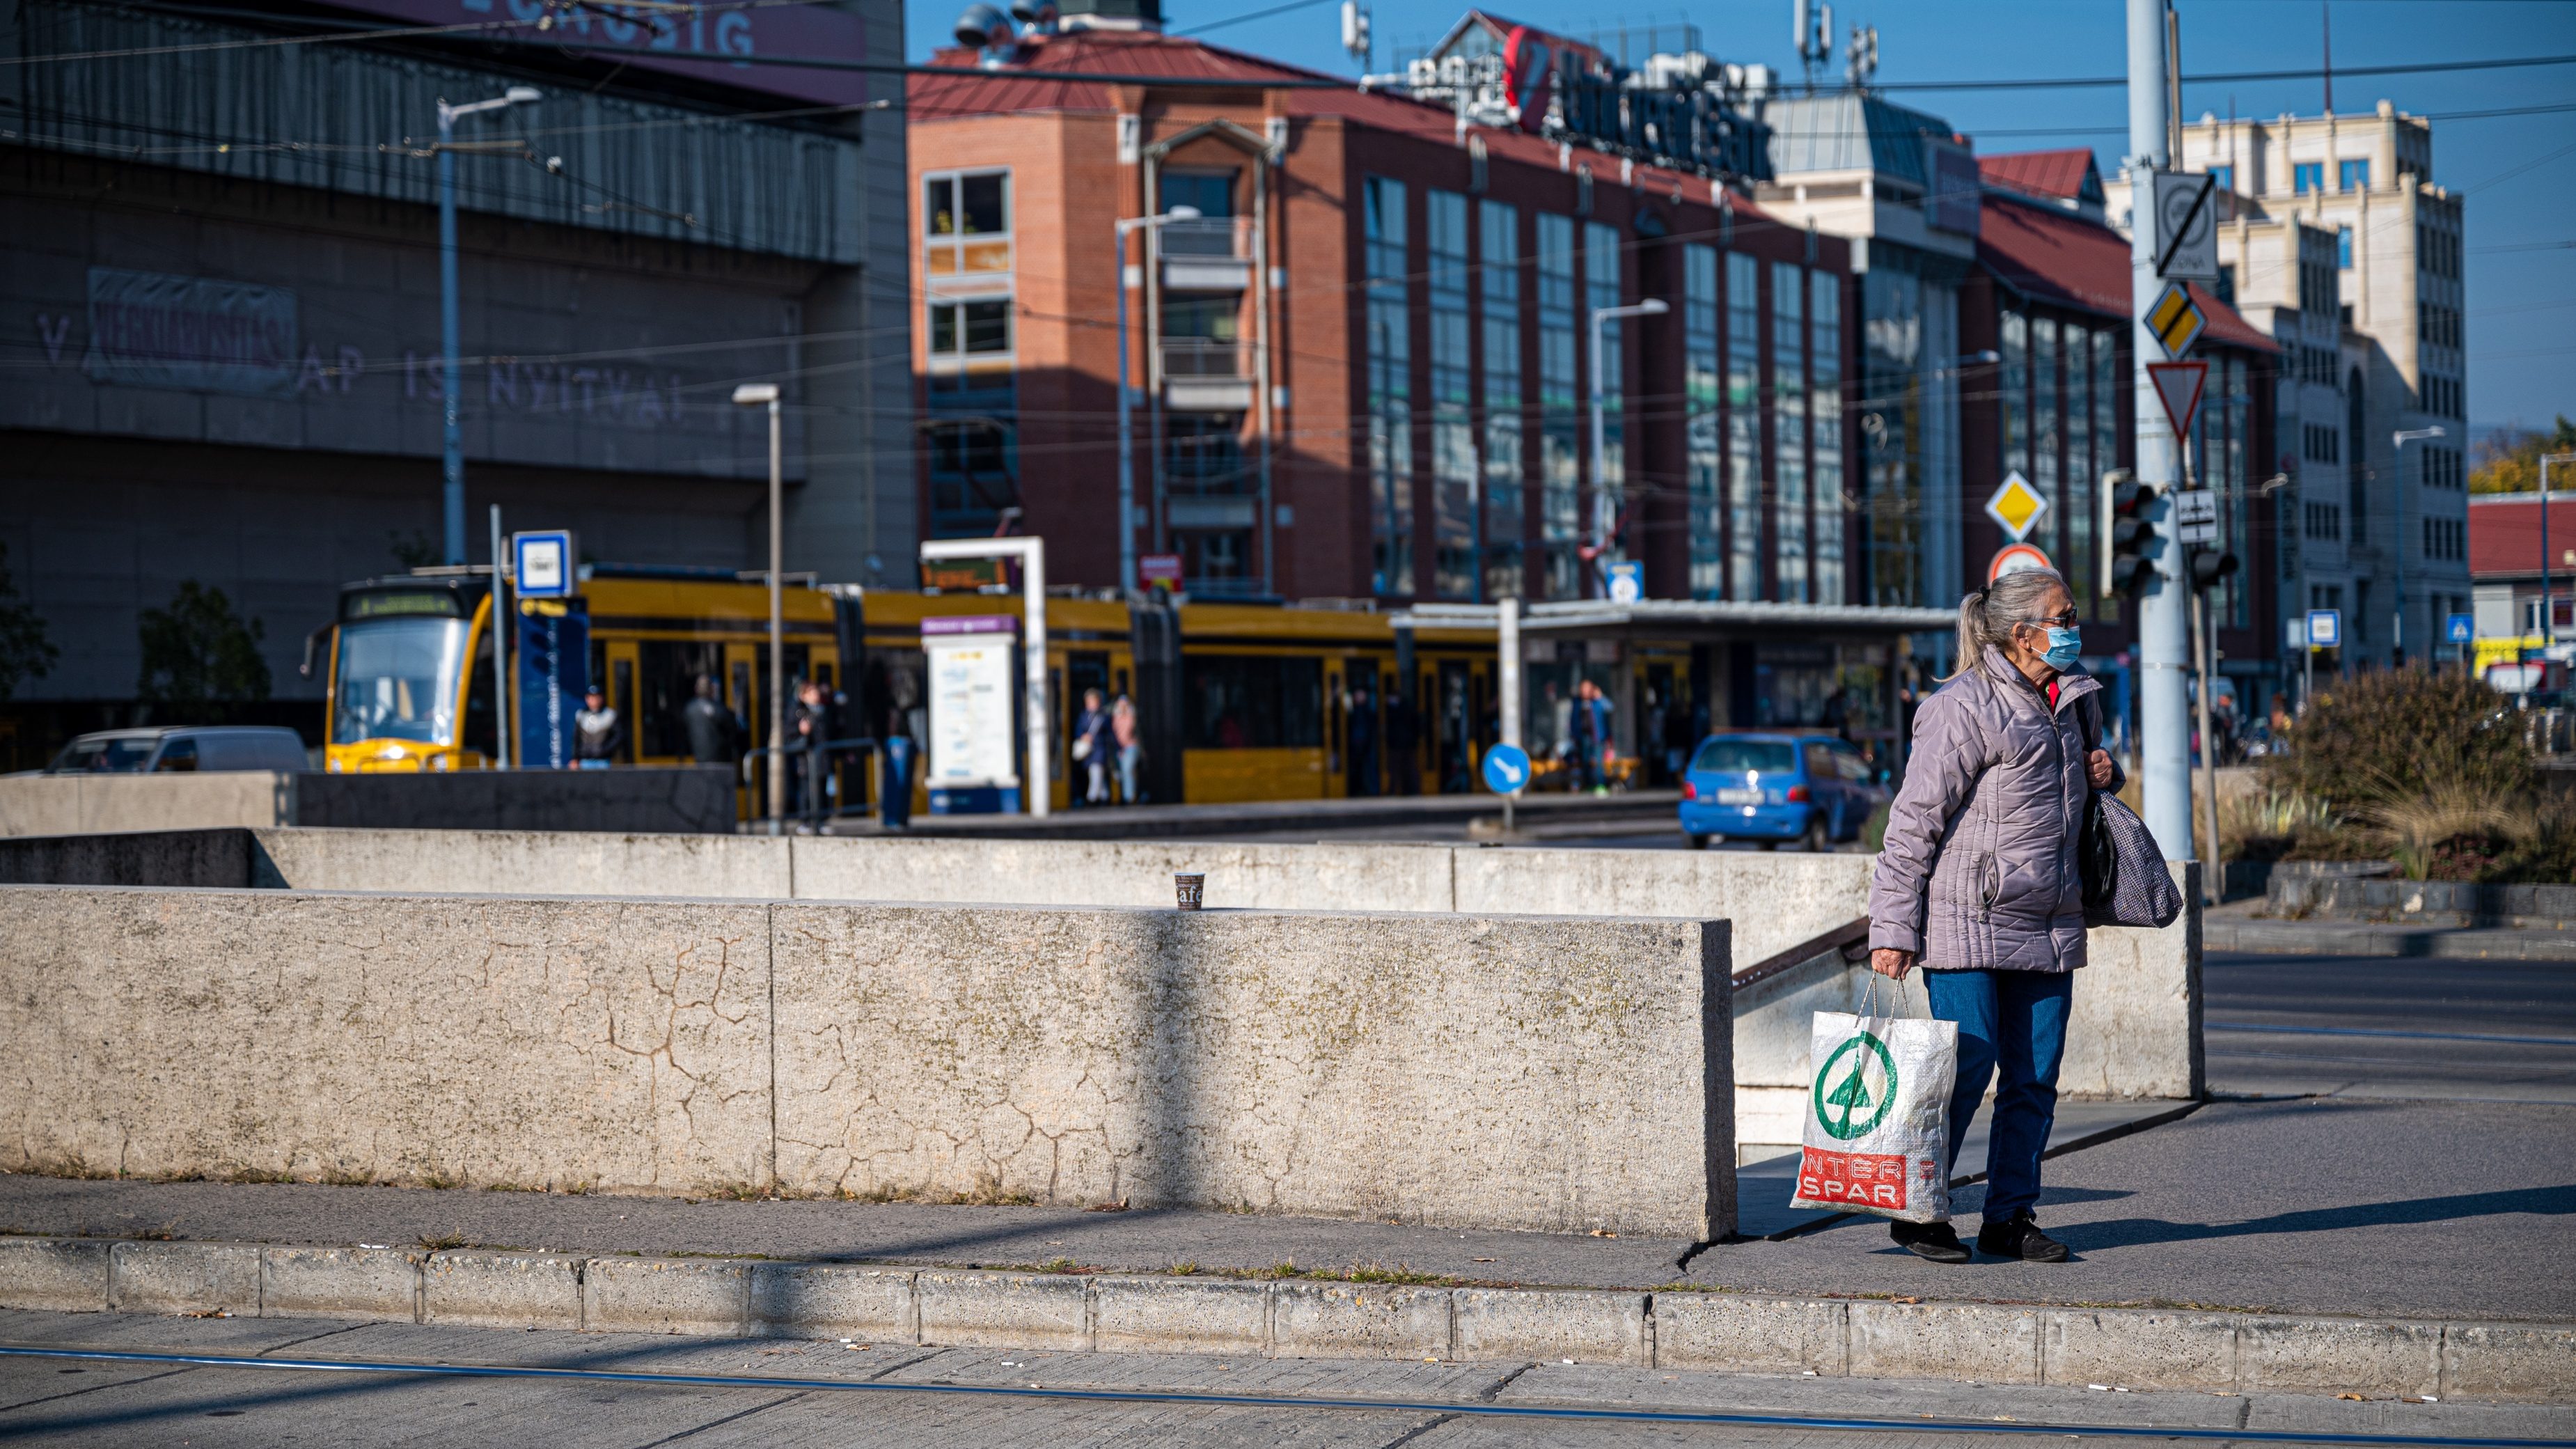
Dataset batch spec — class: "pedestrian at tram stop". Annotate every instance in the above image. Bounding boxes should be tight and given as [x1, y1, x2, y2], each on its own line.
[1110, 693, 1143, 805]
[682, 674, 737, 765]
[1864, 567, 2120, 1266]
[1071, 688, 1114, 807]
[573, 686, 622, 769]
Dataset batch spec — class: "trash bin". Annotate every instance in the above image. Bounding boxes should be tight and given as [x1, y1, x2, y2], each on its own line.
[880, 736, 914, 830]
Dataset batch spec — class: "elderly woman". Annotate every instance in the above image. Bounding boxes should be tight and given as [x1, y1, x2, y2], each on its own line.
[1866, 568, 2120, 1264]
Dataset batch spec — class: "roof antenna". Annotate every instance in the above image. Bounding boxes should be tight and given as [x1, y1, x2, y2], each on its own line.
[1843, 22, 1876, 91]
[1791, 0, 1832, 95]
[1340, 0, 1371, 75]
[2320, 1, 2333, 113]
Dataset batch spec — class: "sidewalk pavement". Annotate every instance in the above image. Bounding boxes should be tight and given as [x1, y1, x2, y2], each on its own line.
[5, 1099, 2568, 1324]
[2204, 900, 2576, 960]
[6, 1311, 2571, 1444]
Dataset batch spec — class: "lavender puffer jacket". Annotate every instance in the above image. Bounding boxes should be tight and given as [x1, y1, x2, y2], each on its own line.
[1867, 648, 2124, 973]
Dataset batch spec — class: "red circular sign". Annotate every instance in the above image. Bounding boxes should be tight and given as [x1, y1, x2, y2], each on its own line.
[1988, 543, 2054, 583]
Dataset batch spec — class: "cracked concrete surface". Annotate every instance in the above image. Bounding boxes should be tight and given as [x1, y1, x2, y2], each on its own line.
[3, 888, 1734, 1237]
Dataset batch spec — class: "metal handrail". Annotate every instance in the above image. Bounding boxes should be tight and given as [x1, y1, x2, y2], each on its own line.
[737, 737, 880, 787]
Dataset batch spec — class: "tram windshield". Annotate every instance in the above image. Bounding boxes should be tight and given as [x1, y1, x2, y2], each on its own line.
[331, 616, 464, 746]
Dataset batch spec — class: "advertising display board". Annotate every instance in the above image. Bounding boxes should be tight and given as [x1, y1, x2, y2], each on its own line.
[924, 615, 1020, 813]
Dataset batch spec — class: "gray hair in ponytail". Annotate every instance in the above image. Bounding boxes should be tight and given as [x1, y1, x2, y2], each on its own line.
[1945, 567, 2069, 679]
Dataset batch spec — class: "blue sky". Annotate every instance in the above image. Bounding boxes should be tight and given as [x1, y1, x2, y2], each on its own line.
[907, 0, 2576, 440]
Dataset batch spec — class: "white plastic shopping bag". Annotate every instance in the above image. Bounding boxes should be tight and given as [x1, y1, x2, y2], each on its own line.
[1788, 1002, 1958, 1223]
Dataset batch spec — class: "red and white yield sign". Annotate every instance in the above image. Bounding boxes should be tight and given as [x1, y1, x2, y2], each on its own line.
[2148, 361, 2209, 437]
[1989, 542, 2055, 583]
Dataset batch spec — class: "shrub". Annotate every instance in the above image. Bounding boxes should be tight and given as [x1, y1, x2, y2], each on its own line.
[2265, 670, 2533, 816]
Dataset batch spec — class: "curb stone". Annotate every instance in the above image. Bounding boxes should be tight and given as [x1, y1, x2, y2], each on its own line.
[0, 1237, 2566, 1402]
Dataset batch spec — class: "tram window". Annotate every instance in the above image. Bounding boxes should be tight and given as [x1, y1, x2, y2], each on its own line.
[1184, 655, 1321, 749]
[638, 641, 729, 759]
[612, 659, 636, 763]
[462, 625, 498, 760]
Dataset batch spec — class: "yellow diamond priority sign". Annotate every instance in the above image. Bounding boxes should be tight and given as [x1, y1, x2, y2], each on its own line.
[2146, 281, 2206, 359]
[1984, 471, 2049, 542]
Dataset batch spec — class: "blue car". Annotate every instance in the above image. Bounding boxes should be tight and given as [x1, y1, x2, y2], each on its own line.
[1679, 732, 1889, 851]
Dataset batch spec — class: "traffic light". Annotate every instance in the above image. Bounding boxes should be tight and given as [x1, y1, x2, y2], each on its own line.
[2187, 546, 2238, 592]
[2100, 469, 2160, 599]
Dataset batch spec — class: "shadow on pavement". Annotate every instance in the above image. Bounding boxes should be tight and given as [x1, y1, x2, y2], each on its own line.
[2058, 1183, 2576, 1252]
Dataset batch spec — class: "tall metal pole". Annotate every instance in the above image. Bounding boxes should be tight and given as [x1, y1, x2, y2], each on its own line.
[767, 395, 785, 836]
[1498, 595, 1521, 835]
[2128, 0, 2192, 859]
[1588, 307, 1608, 599]
[488, 505, 511, 769]
[2392, 428, 2444, 668]
[1116, 222, 1136, 595]
[438, 102, 464, 567]
[2191, 583, 2221, 904]
[2545, 453, 2569, 657]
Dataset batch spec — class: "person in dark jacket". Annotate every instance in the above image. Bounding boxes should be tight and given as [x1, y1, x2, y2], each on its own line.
[1070, 688, 1114, 807]
[790, 678, 838, 829]
[682, 674, 737, 765]
[573, 686, 622, 767]
[1864, 567, 2121, 1266]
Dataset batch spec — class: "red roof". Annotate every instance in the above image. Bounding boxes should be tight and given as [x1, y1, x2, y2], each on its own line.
[907, 30, 1769, 212]
[1979, 149, 2096, 203]
[2470, 495, 2576, 581]
[1976, 192, 2277, 352]
[1977, 191, 2129, 318]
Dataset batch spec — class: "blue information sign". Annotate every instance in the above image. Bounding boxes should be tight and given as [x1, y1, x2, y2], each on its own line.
[2306, 609, 2341, 650]
[1482, 742, 1532, 796]
[1605, 561, 1644, 604]
[512, 531, 579, 600]
[2446, 613, 2474, 645]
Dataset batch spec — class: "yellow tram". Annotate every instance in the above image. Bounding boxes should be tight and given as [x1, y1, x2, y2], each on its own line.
[313, 565, 1712, 816]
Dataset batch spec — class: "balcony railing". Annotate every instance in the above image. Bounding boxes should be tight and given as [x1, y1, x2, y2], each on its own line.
[1160, 217, 1255, 291]
[1161, 338, 1256, 412]
[1162, 338, 1249, 379]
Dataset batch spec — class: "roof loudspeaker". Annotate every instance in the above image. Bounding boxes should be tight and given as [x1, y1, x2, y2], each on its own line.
[954, 3, 1014, 51]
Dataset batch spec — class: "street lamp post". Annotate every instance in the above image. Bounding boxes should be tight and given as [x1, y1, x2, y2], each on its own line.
[2392, 425, 2446, 667]
[1115, 205, 1201, 595]
[733, 383, 785, 834]
[1587, 297, 1667, 596]
[2541, 453, 2574, 663]
[435, 85, 540, 567]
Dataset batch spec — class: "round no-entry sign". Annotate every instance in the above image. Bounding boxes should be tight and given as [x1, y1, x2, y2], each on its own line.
[1988, 542, 2054, 583]
[1482, 743, 1532, 795]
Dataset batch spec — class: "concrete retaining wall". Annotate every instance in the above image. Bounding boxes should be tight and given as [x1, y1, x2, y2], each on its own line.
[0, 772, 293, 836]
[0, 768, 735, 838]
[1, 827, 2205, 1105]
[0, 885, 1732, 1237]
[3, 1238, 2565, 1400]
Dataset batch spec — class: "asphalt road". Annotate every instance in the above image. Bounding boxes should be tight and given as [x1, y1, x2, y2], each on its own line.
[2201, 950, 2576, 1103]
[4, 1313, 2568, 1448]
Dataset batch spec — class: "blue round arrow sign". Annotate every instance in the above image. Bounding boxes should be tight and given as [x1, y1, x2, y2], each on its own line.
[1481, 742, 1532, 796]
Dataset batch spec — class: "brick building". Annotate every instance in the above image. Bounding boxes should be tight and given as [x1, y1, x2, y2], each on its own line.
[907, 26, 1852, 606]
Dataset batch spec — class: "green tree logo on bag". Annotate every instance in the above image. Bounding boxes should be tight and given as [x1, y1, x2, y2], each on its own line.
[1813, 1031, 1899, 1141]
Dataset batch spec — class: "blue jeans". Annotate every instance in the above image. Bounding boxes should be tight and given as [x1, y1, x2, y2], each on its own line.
[1922, 968, 2073, 1223]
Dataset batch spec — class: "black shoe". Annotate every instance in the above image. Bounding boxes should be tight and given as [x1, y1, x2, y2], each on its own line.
[1977, 1212, 2070, 1262]
[1889, 1219, 1970, 1264]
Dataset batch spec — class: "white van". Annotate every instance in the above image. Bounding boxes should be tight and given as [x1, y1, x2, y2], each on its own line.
[45, 726, 311, 775]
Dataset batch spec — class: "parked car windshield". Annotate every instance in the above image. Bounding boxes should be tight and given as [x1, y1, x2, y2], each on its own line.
[1690, 738, 1796, 775]
[49, 737, 158, 773]
[332, 617, 464, 745]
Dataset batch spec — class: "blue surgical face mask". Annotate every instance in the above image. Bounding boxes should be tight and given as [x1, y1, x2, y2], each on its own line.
[2041, 627, 2083, 671]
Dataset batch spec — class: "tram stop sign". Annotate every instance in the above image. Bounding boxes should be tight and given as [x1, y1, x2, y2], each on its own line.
[1482, 742, 1532, 796]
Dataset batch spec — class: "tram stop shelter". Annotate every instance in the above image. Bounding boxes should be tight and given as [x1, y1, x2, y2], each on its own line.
[1390, 600, 1958, 785]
